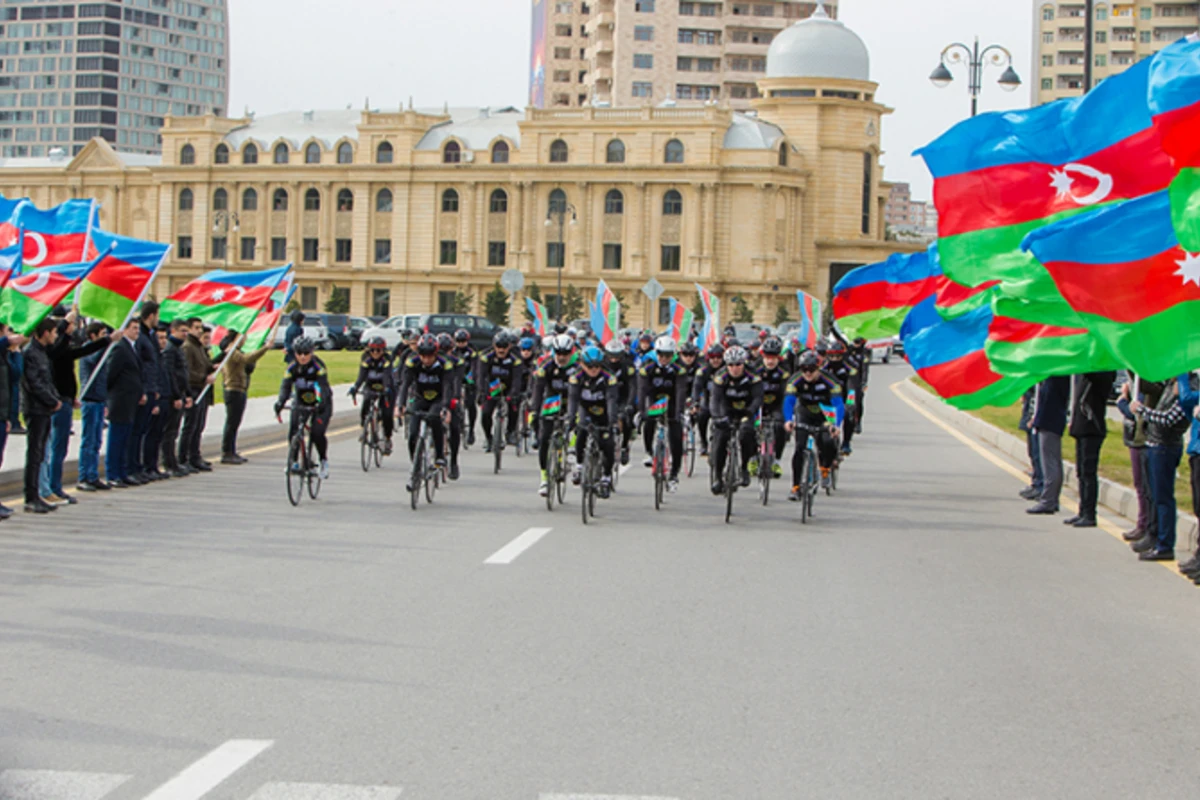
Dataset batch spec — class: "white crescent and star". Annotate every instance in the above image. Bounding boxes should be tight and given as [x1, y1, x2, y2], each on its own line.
[1049, 164, 1114, 206]
[24, 232, 47, 267]
[13, 270, 50, 295]
[209, 286, 248, 303]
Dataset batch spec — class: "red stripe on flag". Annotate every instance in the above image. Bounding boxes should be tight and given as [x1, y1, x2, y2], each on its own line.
[833, 277, 944, 319]
[1042, 248, 1200, 323]
[168, 281, 274, 309]
[1153, 102, 1200, 168]
[988, 315, 1087, 343]
[918, 350, 1001, 398]
[84, 256, 152, 302]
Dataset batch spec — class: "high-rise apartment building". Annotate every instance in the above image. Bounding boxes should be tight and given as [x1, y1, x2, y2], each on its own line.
[1032, 1, 1197, 105]
[530, 0, 837, 109]
[0, 0, 229, 158]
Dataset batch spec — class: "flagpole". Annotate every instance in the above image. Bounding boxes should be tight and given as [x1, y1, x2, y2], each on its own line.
[80, 198, 97, 262]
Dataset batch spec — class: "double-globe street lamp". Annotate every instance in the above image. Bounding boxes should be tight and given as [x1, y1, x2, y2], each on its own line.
[212, 209, 240, 268]
[544, 199, 578, 322]
[930, 37, 1022, 118]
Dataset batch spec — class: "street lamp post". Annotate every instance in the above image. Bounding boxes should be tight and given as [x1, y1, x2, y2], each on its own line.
[929, 37, 1022, 117]
[544, 200, 578, 322]
[212, 209, 240, 268]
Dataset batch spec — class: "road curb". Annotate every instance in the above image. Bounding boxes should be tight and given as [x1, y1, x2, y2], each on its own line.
[895, 378, 1199, 551]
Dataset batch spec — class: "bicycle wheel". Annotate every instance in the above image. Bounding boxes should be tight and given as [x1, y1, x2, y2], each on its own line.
[610, 434, 620, 492]
[555, 433, 568, 504]
[581, 450, 591, 525]
[515, 404, 526, 458]
[286, 434, 304, 507]
[806, 446, 819, 519]
[724, 440, 738, 524]
[760, 435, 773, 508]
[372, 411, 384, 467]
[493, 409, 505, 474]
[424, 439, 437, 505]
[546, 435, 559, 512]
[306, 438, 321, 500]
[360, 417, 372, 472]
[653, 437, 665, 511]
[410, 436, 424, 510]
[686, 424, 697, 478]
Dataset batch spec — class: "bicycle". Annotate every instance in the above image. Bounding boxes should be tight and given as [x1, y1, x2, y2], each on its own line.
[756, 414, 777, 507]
[282, 404, 321, 507]
[544, 414, 569, 511]
[794, 423, 822, 524]
[356, 389, 385, 472]
[407, 410, 442, 510]
[517, 397, 534, 457]
[683, 405, 698, 478]
[578, 421, 607, 525]
[650, 414, 673, 511]
[723, 420, 743, 524]
[492, 398, 508, 474]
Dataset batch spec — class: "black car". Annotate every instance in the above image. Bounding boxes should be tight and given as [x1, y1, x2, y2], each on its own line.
[310, 314, 352, 350]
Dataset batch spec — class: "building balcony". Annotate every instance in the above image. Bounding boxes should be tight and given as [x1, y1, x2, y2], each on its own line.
[586, 39, 613, 59]
[593, 11, 615, 28]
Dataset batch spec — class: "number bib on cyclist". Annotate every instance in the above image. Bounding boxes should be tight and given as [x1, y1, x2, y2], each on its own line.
[289, 360, 328, 406]
[361, 355, 392, 392]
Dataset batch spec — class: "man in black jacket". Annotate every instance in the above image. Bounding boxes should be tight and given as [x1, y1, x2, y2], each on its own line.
[1065, 371, 1117, 528]
[129, 302, 162, 482]
[105, 319, 144, 488]
[160, 319, 192, 477]
[1029, 375, 1071, 515]
[21, 318, 62, 513]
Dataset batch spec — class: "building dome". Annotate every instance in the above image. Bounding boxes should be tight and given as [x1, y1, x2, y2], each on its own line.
[766, 3, 870, 82]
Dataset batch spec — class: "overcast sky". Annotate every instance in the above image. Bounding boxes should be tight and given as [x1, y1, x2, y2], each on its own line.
[229, 0, 1034, 201]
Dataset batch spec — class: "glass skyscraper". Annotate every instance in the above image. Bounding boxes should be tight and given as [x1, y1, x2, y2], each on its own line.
[0, 0, 229, 157]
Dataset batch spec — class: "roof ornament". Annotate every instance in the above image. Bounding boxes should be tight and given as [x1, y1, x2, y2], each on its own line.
[813, 1, 829, 19]
[408, 96, 414, 110]
[364, 96, 370, 110]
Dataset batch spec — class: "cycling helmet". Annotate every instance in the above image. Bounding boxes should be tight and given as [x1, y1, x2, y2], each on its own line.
[519, 336, 536, 351]
[798, 351, 821, 370]
[853, 336, 867, 347]
[655, 336, 677, 354]
[758, 329, 770, 341]
[552, 333, 574, 354]
[367, 335, 386, 349]
[566, 326, 579, 338]
[815, 340, 829, 355]
[826, 339, 847, 356]
[437, 333, 455, 352]
[724, 346, 749, 365]
[680, 341, 699, 356]
[454, 328, 471, 344]
[416, 334, 439, 355]
[761, 336, 783, 356]
[292, 337, 314, 354]
[604, 339, 625, 356]
[493, 331, 512, 348]
[707, 343, 726, 359]
[581, 345, 604, 366]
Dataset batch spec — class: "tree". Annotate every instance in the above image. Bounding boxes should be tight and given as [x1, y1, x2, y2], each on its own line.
[324, 285, 349, 313]
[613, 289, 630, 328]
[451, 289, 473, 314]
[284, 297, 301, 314]
[523, 282, 544, 321]
[773, 302, 791, 327]
[692, 293, 706, 321]
[484, 282, 510, 326]
[732, 294, 754, 323]
[561, 284, 585, 322]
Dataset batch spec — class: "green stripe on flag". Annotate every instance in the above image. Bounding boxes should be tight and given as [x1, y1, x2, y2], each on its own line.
[77, 282, 134, 330]
[158, 299, 260, 332]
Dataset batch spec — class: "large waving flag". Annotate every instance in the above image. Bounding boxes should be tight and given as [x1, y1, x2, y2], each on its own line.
[160, 265, 292, 334]
[77, 230, 170, 329]
[0, 250, 107, 335]
[797, 289, 822, 348]
[0, 230, 23, 293]
[594, 279, 620, 344]
[212, 270, 296, 355]
[695, 283, 720, 351]
[983, 311, 1118, 379]
[832, 249, 944, 339]
[0, 199, 97, 269]
[1021, 189, 1200, 381]
[1148, 38, 1200, 249]
[665, 297, 695, 345]
[526, 296, 549, 337]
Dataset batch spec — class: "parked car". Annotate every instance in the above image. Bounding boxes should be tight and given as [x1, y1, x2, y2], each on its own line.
[272, 320, 330, 350]
[346, 316, 373, 349]
[867, 337, 894, 363]
[308, 313, 353, 350]
[891, 334, 905, 358]
[359, 313, 502, 351]
[729, 323, 767, 346]
[775, 322, 800, 340]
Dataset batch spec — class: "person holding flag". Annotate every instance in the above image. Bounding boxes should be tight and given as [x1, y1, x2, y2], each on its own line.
[216, 328, 273, 465]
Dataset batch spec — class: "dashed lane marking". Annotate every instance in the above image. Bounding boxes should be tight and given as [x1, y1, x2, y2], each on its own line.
[140, 739, 274, 800]
[245, 783, 403, 799]
[485, 527, 553, 565]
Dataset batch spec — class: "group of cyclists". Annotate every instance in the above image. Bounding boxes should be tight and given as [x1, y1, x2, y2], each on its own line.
[274, 318, 874, 511]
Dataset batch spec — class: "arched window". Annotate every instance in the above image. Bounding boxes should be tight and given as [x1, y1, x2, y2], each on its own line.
[548, 188, 567, 215]
[337, 142, 353, 164]
[178, 187, 193, 211]
[442, 189, 459, 213]
[304, 188, 321, 211]
[490, 189, 508, 213]
[242, 188, 258, 211]
[664, 139, 684, 164]
[605, 189, 624, 214]
[305, 142, 321, 164]
[273, 143, 289, 164]
[662, 189, 682, 215]
[179, 144, 195, 165]
[376, 188, 393, 212]
[444, 141, 461, 164]
[337, 188, 354, 212]
[242, 143, 258, 164]
[492, 141, 509, 164]
[272, 188, 288, 211]
[214, 143, 229, 164]
[605, 139, 625, 164]
[212, 188, 228, 211]
[549, 139, 568, 163]
[376, 141, 393, 164]
[778, 142, 788, 167]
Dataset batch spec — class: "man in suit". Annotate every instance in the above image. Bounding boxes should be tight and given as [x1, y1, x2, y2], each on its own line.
[21, 318, 62, 513]
[105, 319, 144, 488]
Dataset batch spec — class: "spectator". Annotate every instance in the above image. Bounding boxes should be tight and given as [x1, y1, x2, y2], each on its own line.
[1065, 371, 1117, 528]
[1131, 374, 1196, 561]
[284, 310, 304, 364]
[77, 322, 113, 493]
[1028, 376, 1071, 515]
[7, 335, 23, 434]
[1018, 387, 1043, 502]
[129, 301, 162, 483]
[0, 324, 25, 518]
[179, 318, 215, 471]
[41, 309, 113, 505]
[161, 319, 192, 477]
[144, 322, 172, 479]
[1179, 374, 1200, 582]
[105, 318, 144, 488]
[217, 330, 271, 464]
[21, 318, 62, 514]
[1117, 377, 1162, 545]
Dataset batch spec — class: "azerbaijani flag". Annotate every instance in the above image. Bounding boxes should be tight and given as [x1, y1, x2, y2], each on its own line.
[526, 296, 549, 336]
[832, 249, 943, 339]
[77, 229, 170, 329]
[0, 230, 23, 292]
[0, 199, 97, 269]
[0, 250, 107, 335]
[160, 265, 292, 333]
[665, 297, 694, 345]
[1021, 188, 1200, 381]
[647, 396, 669, 417]
[211, 270, 296, 356]
[541, 394, 562, 416]
[1147, 37, 1200, 249]
[489, 378, 503, 397]
[983, 311, 1118, 379]
[901, 297, 1036, 410]
[695, 283, 720, 351]
[797, 290, 822, 348]
[595, 279, 620, 344]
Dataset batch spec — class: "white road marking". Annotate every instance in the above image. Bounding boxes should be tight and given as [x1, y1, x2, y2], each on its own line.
[540, 795, 681, 800]
[0, 770, 130, 800]
[140, 739, 274, 800]
[484, 527, 552, 564]
[246, 783, 403, 799]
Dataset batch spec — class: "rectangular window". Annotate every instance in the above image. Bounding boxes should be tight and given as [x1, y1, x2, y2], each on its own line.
[437, 290, 457, 313]
[239, 236, 255, 261]
[634, 25, 654, 41]
[1140, 30, 1151, 43]
[1096, 6, 1107, 20]
[372, 289, 390, 318]
[440, 240, 458, 265]
[300, 286, 318, 310]
[1041, 78, 1053, 90]
[374, 239, 392, 264]
[1095, 30, 1106, 43]
[632, 81, 653, 97]
[633, 53, 653, 69]
[1042, 6, 1054, 20]
[1140, 7, 1152, 19]
[861, 152, 873, 235]
[488, 241, 507, 266]
[302, 238, 319, 261]
[210, 236, 226, 261]
[554, 69, 571, 83]
[335, 238, 352, 262]
[554, 46, 572, 59]
[603, 243, 622, 270]
[661, 244, 680, 272]
[1042, 31, 1053, 43]
[677, 56, 693, 71]
[635, 0, 655, 10]
[555, 23, 572, 36]
[547, 241, 565, 268]
[658, 297, 672, 325]
[176, 236, 193, 259]
[1095, 54, 1107, 66]
[270, 237, 286, 262]
[1042, 54, 1053, 67]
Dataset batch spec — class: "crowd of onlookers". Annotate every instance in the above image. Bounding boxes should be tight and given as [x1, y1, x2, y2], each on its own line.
[0, 302, 272, 516]
[1018, 371, 1200, 582]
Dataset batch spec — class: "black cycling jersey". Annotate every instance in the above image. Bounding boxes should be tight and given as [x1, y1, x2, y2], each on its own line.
[710, 367, 763, 421]
[756, 363, 789, 417]
[531, 359, 577, 417]
[785, 371, 843, 427]
[354, 353, 395, 394]
[278, 357, 331, 410]
[477, 349, 524, 401]
[568, 368, 619, 424]
[637, 359, 687, 417]
[400, 354, 456, 411]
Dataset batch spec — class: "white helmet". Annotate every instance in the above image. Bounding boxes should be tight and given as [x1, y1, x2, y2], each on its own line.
[552, 334, 575, 354]
[541, 335, 555, 349]
[604, 339, 625, 355]
[655, 336, 677, 354]
[566, 326, 579, 339]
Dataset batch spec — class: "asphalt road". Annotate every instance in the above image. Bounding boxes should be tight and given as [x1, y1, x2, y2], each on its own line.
[2, 364, 1199, 800]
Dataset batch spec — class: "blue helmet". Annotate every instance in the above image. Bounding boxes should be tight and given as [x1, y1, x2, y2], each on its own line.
[581, 345, 604, 366]
[519, 336, 536, 351]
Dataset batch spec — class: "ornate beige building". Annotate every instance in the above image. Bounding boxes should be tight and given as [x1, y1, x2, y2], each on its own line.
[0, 10, 908, 327]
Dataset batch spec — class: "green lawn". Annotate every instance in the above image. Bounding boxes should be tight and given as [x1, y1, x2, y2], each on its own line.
[911, 377, 1191, 510]
[213, 349, 362, 403]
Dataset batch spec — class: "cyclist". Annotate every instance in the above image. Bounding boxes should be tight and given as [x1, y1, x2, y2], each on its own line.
[399, 333, 454, 488]
[709, 346, 763, 495]
[605, 338, 637, 466]
[638, 336, 686, 491]
[568, 345, 619, 498]
[274, 337, 332, 480]
[784, 350, 844, 497]
[453, 329, 480, 446]
[392, 327, 419, 370]
[348, 335, 396, 456]
[751, 336, 788, 479]
[478, 331, 524, 452]
[849, 335, 870, 433]
[633, 332, 655, 366]
[692, 344, 725, 457]
[438, 333, 466, 480]
[532, 334, 578, 497]
[824, 338, 858, 456]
